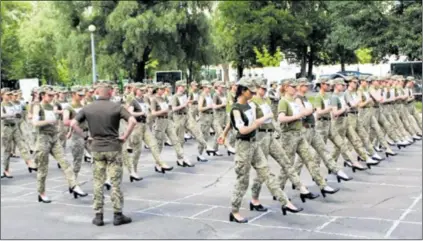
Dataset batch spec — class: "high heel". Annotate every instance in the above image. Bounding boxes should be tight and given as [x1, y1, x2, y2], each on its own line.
[57, 163, 61, 169]
[227, 150, 235, 156]
[38, 195, 51, 203]
[69, 188, 73, 194]
[249, 202, 268, 212]
[182, 161, 195, 167]
[229, 213, 248, 223]
[281, 205, 303, 216]
[320, 187, 340, 198]
[344, 160, 353, 167]
[28, 167, 38, 173]
[104, 183, 111, 190]
[164, 142, 173, 147]
[177, 160, 184, 167]
[155, 166, 165, 174]
[300, 192, 320, 203]
[127, 148, 133, 153]
[129, 175, 143, 182]
[291, 184, 296, 190]
[273, 196, 291, 201]
[397, 144, 406, 150]
[162, 166, 173, 172]
[206, 150, 216, 156]
[357, 156, 365, 162]
[386, 152, 397, 158]
[71, 186, 88, 199]
[197, 156, 208, 162]
[2, 172, 13, 178]
[337, 175, 353, 183]
[84, 156, 91, 163]
[366, 161, 379, 169]
[351, 165, 367, 173]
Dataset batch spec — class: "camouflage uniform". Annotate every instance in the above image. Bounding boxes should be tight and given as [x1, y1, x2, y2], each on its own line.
[33, 87, 78, 194]
[212, 81, 231, 151]
[198, 81, 216, 155]
[230, 79, 289, 213]
[356, 82, 377, 156]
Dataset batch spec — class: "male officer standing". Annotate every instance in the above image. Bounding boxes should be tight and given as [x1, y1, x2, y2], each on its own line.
[70, 81, 137, 226]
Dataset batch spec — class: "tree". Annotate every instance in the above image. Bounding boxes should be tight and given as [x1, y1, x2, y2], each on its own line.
[253, 46, 283, 67]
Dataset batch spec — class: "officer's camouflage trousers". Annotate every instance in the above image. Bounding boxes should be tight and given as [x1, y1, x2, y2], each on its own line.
[331, 117, 355, 162]
[251, 132, 303, 199]
[357, 108, 376, 155]
[408, 103, 422, 128]
[153, 118, 184, 159]
[398, 104, 416, 136]
[199, 113, 215, 154]
[2, 125, 32, 170]
[92, 151, 123, 213]
[378, 106, 401, 143]
[407, 104, 422, 134]
[295, 127, 341, 175]
[174, 114, 208, 155]
[35, 133, 77, 194]
[279, 130, 326, 189]
[70, 132, 85, 177]
[58, 121, 68, 149]
[391, 105, 412, 138]
[232, 140, 288, 213]
[123, 123, 164, 173]
[345, 114, 369, 160]
[384, 105, 404, 140]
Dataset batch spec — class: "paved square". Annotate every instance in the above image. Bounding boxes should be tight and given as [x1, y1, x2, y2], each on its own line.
[1, 139, 422, 239]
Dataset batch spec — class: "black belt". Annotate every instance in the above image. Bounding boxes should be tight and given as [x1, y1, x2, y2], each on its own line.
[373, 106, 379, 109]
[3, 123, 15, 127]
[258, 129, 274, 133]
[236, 136, 256, 142]
[339, 113, 348, 117]
[407, 100, 414, 104]
[158, 116, 168, 119]
[83, 128, 89, 132]
[349, 110, 358, 114]
[175, 113, 187, 115]
[192, 101, 198, 105]
[303, 123, 315, 128]
[203, 111, 213, 114]
[318, 117, 331, 121]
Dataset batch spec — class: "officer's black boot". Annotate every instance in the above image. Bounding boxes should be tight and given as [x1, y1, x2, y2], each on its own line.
[92, 213, 104, 226]
[113, 212, 132, 226]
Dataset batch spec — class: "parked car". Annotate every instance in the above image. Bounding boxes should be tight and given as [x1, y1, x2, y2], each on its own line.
[312, 72, 373, 92]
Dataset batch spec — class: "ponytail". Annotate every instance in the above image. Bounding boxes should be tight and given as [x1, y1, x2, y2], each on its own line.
[234, 85, 248, 103]
[38, 92, 45, 102]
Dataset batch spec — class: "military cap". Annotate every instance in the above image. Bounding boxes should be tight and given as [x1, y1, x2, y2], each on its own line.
[190, 81, 199, 86]
[358, 75, 368, 81]
[1, 88, 10, 94]
[38, 86, 56, 94]
[330, 78, 346, 85]
[375, 76, 385, 82]
[256, 78, 267, 89]
[200, 80, 212, 88]
[13, 90, 20, 96]
[146, 83, 154, 89]
[71, 86, 86, 95]
[406, 76, 415, 82]
[175, 80, 186, 87]
[164, 82, 172, 88]
[315, 77, 330, 84]
[215, 81, 226, 87]
[97, 80, 113, 88]
[280, 78, 298, 86]
[297, 77, 312, 86]
[132, 83, 142, 89]
[237, 77, 257, 92]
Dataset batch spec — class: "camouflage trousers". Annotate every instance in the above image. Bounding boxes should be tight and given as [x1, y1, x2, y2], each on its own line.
[318, 119, 355, 163]
[35, 133, 77, 194]
[226, 113, 237, 148]
[331, 117, 356, 162]
[198, 112, 216, 154]
[70, 132, 85, 177]
[212, 111, 230, 150]
[345, 114, 370, 160]
[295, 126, 341, 176]
[232, 139, 288, 213]
[58, 121, 68, 149]
[251, 131, 303, 199]
[357, 108, 376, 155]
[92, 151, 123, 213]
[407, 104, 422, 134]
[279, 129, 327, 189]
[123, 123, 165, 174]
[369, 108, 393, 151]
[153, 118, 184, 159]
[408, 103, 422, 128]
[173, 114, 208, 155]
[189, 104, 199, 120]
[397, 104, 416, 136]
[403, 103, 422, 135]
[384, 105, 407, 140]
[391, 105, 412, 138]
[2, 125, 32, 171]
[378, 106, 402, 142]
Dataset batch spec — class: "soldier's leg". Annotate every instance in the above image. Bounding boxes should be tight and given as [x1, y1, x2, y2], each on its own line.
[153, 120, 166, 153]
[370, 116, 393, 152]
[36, 134, 50, 194]
[107, 151, 124, 213]
[231, 141, 253, 213]
[70, 134, 85, 177]
[356, 116, 376, 156]
[379, 111, 401, 143]
[278, 132, 300, 189]
[165, 121, 184, 160]
[174, 115, 186, 146]
[1, 127, 13, 172]
[186, 116, 208, 155]
[251, 133, 271, 200]
[122, 141, 134, 174]
[297, 135, 327, 189]
[346, 120, 368, 160]
[143, 125, 166, 167]
[310, 129, 341, 173]
[212, 120, 224, 151]
[50, 138, 77, 189]
[92, 152, 107, 214]
[200, 116, 213, 149]
[127, 125, 142, 172]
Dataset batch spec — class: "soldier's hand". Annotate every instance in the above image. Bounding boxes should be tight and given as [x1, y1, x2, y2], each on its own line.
[217, 135, 226, 145]
[118, 136, 127, 143]
[66, 131, 72, 139]
[49, 120, 58, 125]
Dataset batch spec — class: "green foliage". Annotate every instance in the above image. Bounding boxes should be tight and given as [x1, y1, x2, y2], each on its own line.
[253, 46, 284, 67]
[355, 48, 373, 64]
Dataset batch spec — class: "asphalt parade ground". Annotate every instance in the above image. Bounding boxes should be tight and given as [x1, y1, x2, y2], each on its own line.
[1, 138, 422, 239]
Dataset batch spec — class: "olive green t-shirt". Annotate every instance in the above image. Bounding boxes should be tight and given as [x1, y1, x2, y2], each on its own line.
[296, 95, 315, 125]
[278, 96, 302, 131]
[230, 102, 256, 139]
[314, 92, 331, 119]
[171, 93, 188, 114]
[36, 103, 58, 134]
[329, 92, 343, 111]
[1, 102, 17, 125]
[250, 96, 273, 130]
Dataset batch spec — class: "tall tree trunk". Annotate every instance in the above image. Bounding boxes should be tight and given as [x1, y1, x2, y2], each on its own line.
[135, 46, 152, 82]
[300, 46, 307, 77]
[237, 64, 244, 80]
[188, 61, 193, 82]
[307, 45, 314, 81]
[340, 48, 346, 72]
[221, 63, 229, 83]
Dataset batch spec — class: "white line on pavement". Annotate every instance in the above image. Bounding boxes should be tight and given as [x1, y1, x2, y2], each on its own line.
[189, 206, 217, 218]
[314, 217, 338, 231]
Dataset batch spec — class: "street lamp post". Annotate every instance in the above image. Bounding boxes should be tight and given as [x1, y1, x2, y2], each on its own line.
[88, 24, 97, 84]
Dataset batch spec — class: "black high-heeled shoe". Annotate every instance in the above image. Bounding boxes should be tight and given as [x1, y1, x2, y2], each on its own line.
[28, 166, 38, 173]
[291, 183, 296, 190]
[69, 187, 73, 194]
[227, 150, 235, 156]
[130, 175, 143, 182]
[164, 142, 173, 147]
[197, 156, 208, 162]
[300, 192, 320, 203]
[71, 186, 88, 199]
[104, 183, 111, 190]
[343, 160, 353, 167]
[320, 187, 340, 198]
[30, 150, 34, 155]
[366, 161, 379, 169]
[351, 164, 367, 173]
[182, 161, 195, 167]
[273, 196, 291, 201]
[337, 175, 353, 183]
[57, 163, 61, 169]
[176, 160, 184, 167]
[162, 166, 173, 171]
[155, 166, 165, 174]
[84, 156, 91, 163]
[2, 172, 13, 178]
[206, 150, 216, 156]
[397, 144, 406, 150]
[281, 205, 303, 215]
[386, 152, 397, 158]
[229, 213, 248, 223]
[38, 195, 51, 203]
[127, 148, 133, 153]
[357, 156, 365, 162]
[249, 202, 268, 212]
[328, 170, 332, 175]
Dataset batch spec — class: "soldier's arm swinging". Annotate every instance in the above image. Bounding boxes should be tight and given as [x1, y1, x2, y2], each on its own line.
[32, 105, 56, 127]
